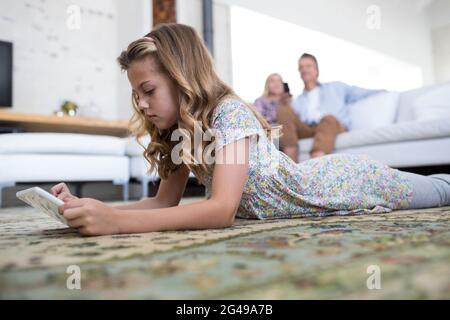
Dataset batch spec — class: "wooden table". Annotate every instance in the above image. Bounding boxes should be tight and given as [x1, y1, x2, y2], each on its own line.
[0, 110, 130, 137]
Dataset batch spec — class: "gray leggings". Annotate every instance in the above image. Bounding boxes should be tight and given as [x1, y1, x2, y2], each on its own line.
[400, 172, 450, 209]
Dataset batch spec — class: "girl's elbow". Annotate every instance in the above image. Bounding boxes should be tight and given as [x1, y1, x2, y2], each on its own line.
[210, 199, 237, 228]
[217, 214, 235, 229]
[221, 212, 235, 228]
[223, 204, 238, 227]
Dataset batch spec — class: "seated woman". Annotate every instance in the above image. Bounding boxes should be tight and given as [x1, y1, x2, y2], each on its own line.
[253, 73, 286, 126]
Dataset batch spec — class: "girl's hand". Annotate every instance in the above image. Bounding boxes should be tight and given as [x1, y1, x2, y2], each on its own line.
[59, 198, 121, 236]
[50, 182, 79, 202]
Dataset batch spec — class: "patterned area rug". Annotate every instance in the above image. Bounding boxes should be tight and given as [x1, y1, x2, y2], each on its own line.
[0, 199, 449, 299]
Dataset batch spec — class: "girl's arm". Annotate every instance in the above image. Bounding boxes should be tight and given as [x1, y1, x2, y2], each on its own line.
[114, 137, 250, 233]
[60, 137, 250, 235]
[112, 164, 190, 210]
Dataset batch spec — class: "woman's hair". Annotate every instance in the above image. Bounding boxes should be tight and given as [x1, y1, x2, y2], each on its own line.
[262, 73, 283, 98]
[117, 23, 276, 179]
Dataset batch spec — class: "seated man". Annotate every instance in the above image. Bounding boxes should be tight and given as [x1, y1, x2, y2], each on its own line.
[277, 53, 384, 162]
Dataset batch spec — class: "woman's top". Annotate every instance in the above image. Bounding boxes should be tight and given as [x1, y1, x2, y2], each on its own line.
[253, 96, 279, 125]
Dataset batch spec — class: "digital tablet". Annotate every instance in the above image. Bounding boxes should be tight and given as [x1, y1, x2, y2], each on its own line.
[16, 186, 68, 225]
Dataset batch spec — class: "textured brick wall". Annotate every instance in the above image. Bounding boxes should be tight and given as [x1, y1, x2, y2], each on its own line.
[0, 0, 120, 119]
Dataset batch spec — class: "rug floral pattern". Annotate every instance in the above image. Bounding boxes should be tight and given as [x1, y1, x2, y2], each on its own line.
[0, 201, 449, 299]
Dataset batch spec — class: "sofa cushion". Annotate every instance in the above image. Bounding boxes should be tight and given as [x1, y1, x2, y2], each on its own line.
[348, 91, 399, 130]
[299, 117, 450, 152]
[396, 82, 450, 123]
[412, 84, 450, 121]
[0, 133, 126, 156]
[0, 154, 129, 182]
[130, 156, 159, 180]
[125, 135, 151, 156]
[299, 137, 450, 167]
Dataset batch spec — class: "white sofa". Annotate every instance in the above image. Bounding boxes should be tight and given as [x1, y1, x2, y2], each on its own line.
[298, 82, 450, 167]
[0, 132, 193, 206]
[124, 135, 159, 199]
[0, 133, 130, 206]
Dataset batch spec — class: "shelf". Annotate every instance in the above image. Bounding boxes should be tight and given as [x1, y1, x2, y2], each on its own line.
[0, 110, 130, 137]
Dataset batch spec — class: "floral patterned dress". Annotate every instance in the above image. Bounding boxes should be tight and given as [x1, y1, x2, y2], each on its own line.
[193, 99, 413, 219]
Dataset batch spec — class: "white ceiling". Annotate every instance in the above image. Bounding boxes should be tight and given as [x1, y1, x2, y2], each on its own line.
[413, 0, 435, 13]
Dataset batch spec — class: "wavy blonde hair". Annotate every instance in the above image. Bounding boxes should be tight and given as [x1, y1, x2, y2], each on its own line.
[118, 23, 277, 179]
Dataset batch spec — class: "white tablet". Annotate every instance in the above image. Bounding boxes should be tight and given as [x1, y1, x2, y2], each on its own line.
[16, 186, 68, 225]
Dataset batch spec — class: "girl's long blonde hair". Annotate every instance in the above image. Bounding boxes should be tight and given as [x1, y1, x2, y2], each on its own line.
[118, 23, 276, 179]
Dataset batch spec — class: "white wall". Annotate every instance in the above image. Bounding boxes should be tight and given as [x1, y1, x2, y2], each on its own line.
[428, 0, 450, 29]
[431, 25, 450, 83]
[216, 0, 437, 86]
[177, 0, 203, 36]
[177, 0, 233, 86]
[212, 2, 233, 87]
[428, 0, 450, 83]
[0, 0, 149, 120]
[116, 0, 152, 120]
[0, 0, 118, 119]
[3, 0, 445, 119]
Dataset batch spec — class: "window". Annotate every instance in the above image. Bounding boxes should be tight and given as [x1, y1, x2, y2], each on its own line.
[230, 6, 423, 102]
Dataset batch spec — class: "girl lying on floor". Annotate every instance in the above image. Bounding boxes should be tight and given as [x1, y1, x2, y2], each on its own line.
[51, 23, 450, 236]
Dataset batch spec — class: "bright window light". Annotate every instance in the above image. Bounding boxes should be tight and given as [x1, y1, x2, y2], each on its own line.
[230, 6, 423, 102]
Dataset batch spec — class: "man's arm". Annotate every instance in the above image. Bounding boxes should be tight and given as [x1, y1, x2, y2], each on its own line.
[343, 82, 386, 104]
